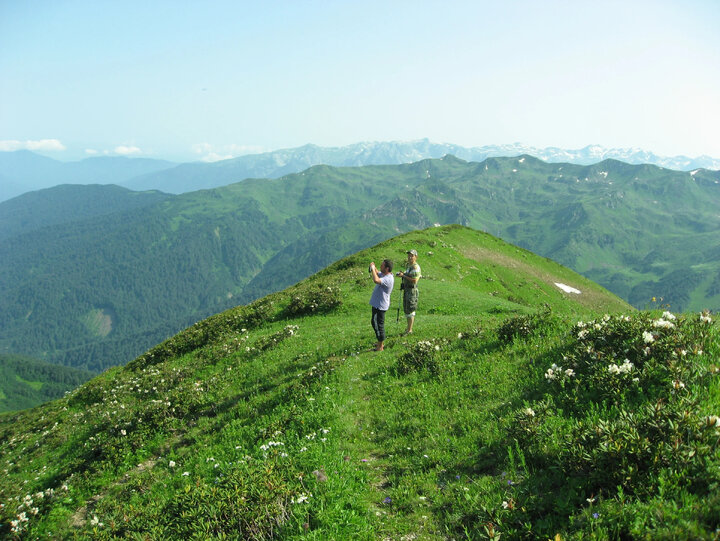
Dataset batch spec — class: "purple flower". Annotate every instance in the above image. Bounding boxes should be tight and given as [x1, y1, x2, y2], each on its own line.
[383, 497, 392, 504]
[593, 512, 599, 519]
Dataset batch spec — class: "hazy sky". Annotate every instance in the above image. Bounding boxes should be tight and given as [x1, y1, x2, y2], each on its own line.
[1, 0, 719, 162]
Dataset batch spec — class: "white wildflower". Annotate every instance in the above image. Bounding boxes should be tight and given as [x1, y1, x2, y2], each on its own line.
[653, 318, 675, 329]
[662, 311, 676, 320]
[292, 493, 311, 504]
[524, 408, 535, 417]
[642, 331, 655, 343]
[700, 313, 713, 324]
[608, 359, 633, 375]
[168, 460, 176, 468]
[565, 368, 575, 377]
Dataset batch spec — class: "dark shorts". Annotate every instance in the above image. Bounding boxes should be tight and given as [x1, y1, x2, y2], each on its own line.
[403, 288, 419, 314]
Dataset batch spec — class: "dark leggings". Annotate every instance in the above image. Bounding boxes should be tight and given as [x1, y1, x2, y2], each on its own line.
[371, 307, 387, 342]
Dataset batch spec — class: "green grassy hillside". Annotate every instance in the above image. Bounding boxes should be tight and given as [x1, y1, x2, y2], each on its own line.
[2, 226, 718, 539]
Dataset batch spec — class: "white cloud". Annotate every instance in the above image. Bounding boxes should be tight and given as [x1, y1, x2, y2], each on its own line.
[85, 149, 99, 155]
[0, 139, 66, 152]
[192, 143, 267, 162]
[114, 145, 142, 155]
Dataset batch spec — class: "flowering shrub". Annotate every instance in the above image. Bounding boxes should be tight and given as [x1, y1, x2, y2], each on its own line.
[396, 339, 445, 375]
[253, 325, 299, 353]
[283, 284, 342, 318]
[502, 311, 720, 537]
[497, 308, 553, 344]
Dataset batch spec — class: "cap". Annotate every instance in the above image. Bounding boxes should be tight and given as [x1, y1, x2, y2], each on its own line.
[407, 249, 418, 256]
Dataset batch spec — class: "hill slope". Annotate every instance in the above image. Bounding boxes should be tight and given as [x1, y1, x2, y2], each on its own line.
[1, 226, 718, 539]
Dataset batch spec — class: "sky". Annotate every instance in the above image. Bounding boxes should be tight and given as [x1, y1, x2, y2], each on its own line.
[1, 0, 719, 163]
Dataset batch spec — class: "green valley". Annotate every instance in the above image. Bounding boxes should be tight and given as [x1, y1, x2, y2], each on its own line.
[0, 354, 93, 412]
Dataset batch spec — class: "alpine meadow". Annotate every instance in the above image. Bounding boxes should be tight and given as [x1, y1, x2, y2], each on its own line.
[1, 226, 718, 539]
[1, 155, 719, 379]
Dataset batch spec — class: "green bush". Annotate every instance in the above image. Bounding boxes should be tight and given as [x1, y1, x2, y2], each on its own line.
[497, 308, 553, 344]
[500, 311, 720, 538]
[396, 339, 445, 375]
[283, 284, 342, 318]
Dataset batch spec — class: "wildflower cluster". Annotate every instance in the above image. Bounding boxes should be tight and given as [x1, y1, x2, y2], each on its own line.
[544, 311, 714, 402]
[544, 363, 575, 381]
[3, 485, 68, 536]
[213, 328, 250, 357]
[607, 358, 634, 375]
[507, 310, 719, 535]
[253, 325, 300, 353]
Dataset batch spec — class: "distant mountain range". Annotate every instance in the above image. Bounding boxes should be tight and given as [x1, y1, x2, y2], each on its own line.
[0, 151, 175, 202]
[2, 140, 718, 201]
[1, 155, 718, 371]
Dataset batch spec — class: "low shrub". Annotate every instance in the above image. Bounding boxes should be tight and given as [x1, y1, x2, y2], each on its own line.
[396, 339, 446, 375]
[497, 308, 553, 344]
[283, 284, 342, 318]
[499, 311, 720, 537]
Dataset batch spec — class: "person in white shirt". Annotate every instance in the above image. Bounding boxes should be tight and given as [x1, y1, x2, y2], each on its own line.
[368, 259, 395, 351]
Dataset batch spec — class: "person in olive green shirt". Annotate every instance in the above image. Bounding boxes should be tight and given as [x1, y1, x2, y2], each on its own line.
[397, 249, 421, 335]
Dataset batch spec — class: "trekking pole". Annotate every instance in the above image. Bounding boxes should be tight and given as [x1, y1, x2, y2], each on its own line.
[396, 278, 403, 323]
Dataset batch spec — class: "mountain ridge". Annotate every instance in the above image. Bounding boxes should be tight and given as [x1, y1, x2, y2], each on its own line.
[3, 140, 718, 202]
